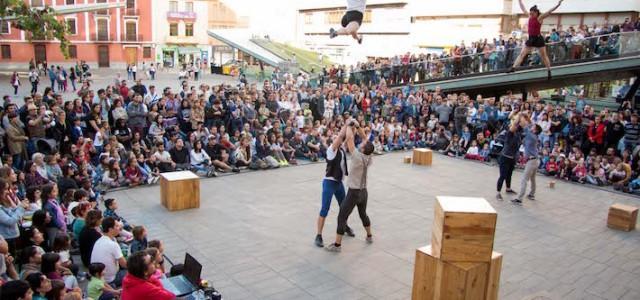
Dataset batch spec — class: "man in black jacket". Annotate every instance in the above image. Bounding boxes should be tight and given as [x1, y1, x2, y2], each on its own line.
[131, 80, 148, 97]
[169, 139, 190, 171]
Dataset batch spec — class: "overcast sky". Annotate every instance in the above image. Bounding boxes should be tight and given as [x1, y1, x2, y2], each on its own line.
[221, 0, 299, 41]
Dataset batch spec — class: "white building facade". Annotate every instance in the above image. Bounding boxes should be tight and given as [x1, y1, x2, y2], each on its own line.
[152, 0, 212, 68]
[296, 0, 411, 65]
[296, 0, 639, 63]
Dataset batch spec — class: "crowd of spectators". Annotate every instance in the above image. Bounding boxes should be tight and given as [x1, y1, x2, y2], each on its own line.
[1, 17, 640, 299]
[321, 18, 640, 86]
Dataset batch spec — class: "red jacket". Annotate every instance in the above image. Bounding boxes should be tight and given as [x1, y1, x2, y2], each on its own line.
[587, 123, 605, 144]
[121, 274, 175, 300]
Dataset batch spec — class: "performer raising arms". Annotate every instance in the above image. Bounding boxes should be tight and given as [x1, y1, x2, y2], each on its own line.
[326, 120, 375, 252]
[315, 125, 354, 248]
[329, 0, 366, 44]
[508, 0, 564, 79]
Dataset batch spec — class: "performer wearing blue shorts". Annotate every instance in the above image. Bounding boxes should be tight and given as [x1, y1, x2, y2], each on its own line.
[316, 125, 354, 247]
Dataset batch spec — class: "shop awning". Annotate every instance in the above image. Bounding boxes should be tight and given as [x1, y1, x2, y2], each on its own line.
[178, 47, 202, 54]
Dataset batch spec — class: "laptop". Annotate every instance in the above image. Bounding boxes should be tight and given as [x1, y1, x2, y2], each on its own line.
[161, 253, 203, 297]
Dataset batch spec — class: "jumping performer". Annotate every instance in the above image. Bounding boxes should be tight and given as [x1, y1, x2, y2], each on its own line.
[508, 0, 564, 79]
[329, 0, 366, 44]
[326, 121, 374, 252]
[315, 125, 354, 248]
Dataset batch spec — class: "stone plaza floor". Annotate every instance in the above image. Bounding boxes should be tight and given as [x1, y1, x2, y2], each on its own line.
[110, 151, 640, 300]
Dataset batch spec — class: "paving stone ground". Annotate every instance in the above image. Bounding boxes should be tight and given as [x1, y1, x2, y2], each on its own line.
[110, 151, 640, 300]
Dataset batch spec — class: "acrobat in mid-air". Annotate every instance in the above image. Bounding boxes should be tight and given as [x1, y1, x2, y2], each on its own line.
[508, 0, 564, 80]
[329, 0, 366, 44]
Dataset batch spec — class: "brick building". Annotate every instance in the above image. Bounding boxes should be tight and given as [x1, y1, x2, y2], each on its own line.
[0, 0, 154, 70]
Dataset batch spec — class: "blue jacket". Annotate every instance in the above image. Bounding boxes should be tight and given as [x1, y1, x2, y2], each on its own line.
[0, 205, 25, 239]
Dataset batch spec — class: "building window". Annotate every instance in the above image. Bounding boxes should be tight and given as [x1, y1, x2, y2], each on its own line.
[363, 10, 372, 24]
[325, 10, 343, 24]
[169, 23, 178, 36]
[126, 0, 135, 9]
[1, 45, 10, 59]
[67, 19, 77, 35]
[185, 2, 194, 12]
[125, 22, 137, 41]
[185, 24, 194, 37]
[66, 0, 75, 4]
[96, 0, 108, 15]
[169, 1, 178, 12]
[304, 13, 312, 25]
[68, 45, 77, 58]
[31, 0, 43, 6]
[143, 47, 151, 58]
[0, 22, 9, 34]
[97, 19, 109, 41]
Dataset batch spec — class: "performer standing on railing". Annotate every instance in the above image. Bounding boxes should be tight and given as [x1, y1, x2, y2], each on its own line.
[508, 0, 564, 80]
[329, 0, 366, 44]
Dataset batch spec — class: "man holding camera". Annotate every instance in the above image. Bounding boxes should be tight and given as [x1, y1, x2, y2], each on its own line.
[326, 120, 374, 252]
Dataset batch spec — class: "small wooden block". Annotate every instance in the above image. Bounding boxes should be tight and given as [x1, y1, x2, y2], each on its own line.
[607, 203, 638, 231]
[412, 246, 438, 300]
[413, 148, 433, 166]
[485, 252, 503, 300]
[404, 156, 412, 164]
[432, 196, 497, 263]
[160, 171, 200, 211]
[412, 246, 498, 300]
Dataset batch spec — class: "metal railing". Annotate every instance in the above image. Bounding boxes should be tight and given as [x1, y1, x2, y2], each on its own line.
[325, 31, 640, 86]
[122, 33, 143, 42]
[124, 8, 140, 16]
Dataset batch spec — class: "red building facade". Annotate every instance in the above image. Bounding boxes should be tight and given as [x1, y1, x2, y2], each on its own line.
[0, 0, 154, 69]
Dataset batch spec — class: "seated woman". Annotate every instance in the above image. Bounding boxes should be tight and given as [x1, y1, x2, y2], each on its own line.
[189, 140, 217, 177]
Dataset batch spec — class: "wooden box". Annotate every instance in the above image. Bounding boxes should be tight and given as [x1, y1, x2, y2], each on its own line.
[485, 252, 503, 300]
[607, 203, 638, 231]
[413, 148, 433, 166]
[404, 156, 412, 164]
[432, 197, 497, 263]
[412, 246, 502, 300]
[160, 171, 200, 211]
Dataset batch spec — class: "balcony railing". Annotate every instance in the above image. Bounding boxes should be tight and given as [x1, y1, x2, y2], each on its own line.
[166, 11, 197, 20]
[124, 8, 140, 16]
[97, 33, 109, 42]
[94, 9, 110, 16]
[338, 31, 640, 86]
[122, 33, 143, 42]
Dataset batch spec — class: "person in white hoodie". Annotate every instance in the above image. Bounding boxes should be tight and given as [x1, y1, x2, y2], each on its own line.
[189, 140, 217, 177]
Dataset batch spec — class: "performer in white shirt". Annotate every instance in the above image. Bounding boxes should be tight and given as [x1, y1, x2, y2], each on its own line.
[329, 0, 366, 44]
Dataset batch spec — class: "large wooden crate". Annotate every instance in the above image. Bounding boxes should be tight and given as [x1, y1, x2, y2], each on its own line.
[160, 171, 200, 211]
[432, 197, 497, 263]
[412, 246, 503, 300]
[607, 203, 638, 231]
[413, 148, 433, 166]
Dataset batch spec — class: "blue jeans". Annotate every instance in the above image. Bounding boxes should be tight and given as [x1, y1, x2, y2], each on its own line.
[320, 179, 345, 217]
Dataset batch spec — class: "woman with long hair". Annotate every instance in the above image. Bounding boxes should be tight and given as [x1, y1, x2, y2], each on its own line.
[508, 0, 564, 79]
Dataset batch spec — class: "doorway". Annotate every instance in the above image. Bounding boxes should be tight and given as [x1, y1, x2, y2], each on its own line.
[98, 45, 110, 67]
[125, 48, 137, 65]
[34, 44, 47, 65]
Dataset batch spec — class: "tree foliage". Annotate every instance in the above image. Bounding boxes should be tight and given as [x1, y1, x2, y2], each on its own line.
[0, 0, 70, 57]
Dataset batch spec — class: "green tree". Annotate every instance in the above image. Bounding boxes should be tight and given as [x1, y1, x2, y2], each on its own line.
[0, 0, 69, 57]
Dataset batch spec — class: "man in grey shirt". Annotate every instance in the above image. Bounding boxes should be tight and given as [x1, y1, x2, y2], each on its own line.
[436, 102, 453, 126]
[326, 120, 374, 252]
[513, 123, 542, 204]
